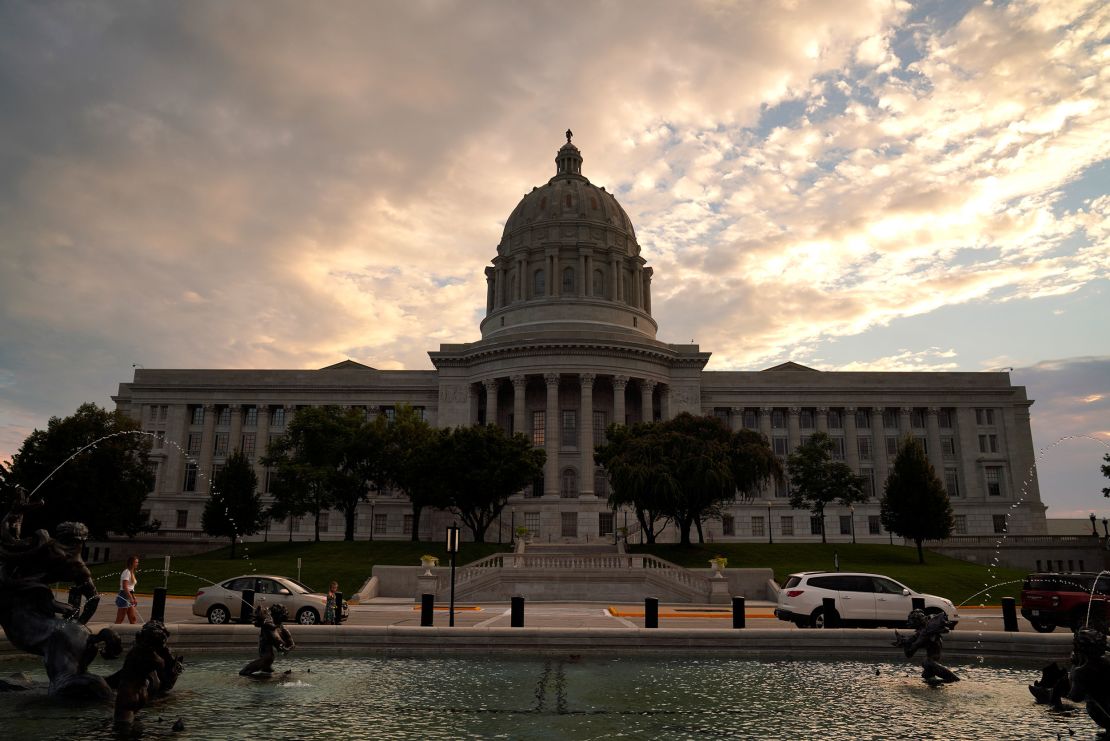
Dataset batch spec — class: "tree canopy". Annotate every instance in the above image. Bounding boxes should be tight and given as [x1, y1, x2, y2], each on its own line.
[380, 405, 439, 541]
[0, 402, 156, 538]
[202, 451, 265, 558]
[1102, 452, 1110, 498]
[880, 436, 954, 563]
[785, 431, 867, 543]
[595, 413, 781, 545]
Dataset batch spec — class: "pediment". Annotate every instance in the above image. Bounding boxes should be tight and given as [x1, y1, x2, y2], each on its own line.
[761, 361, 820, 372]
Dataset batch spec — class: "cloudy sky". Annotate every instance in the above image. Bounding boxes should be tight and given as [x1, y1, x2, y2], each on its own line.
[1, 0, 1106, 518]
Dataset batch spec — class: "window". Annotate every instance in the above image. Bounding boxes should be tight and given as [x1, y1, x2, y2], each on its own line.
[858, 436, 873, 461]
[780, 516, 794, 536]
[713, 407, 729, 423]
[532, 411, 545, 446]
[751, 516, 765, 537]
[561, 468, 578, 498]
[242, 406, 257, 426]
[531, 476, 544, 498]
[722, 515, 735, 536]
[373, 513, 387, 534]
[191, 406, 205, 425]
[830, 437, 845, 460]
[911, 408, 926, 428]
[883, 408, 898, 429]
[413, 406, 426, 421]
[319, 512, 330, 532]
[217, 406, 232, 426]
[383, 406, 396, 423]
[938, 408, 954, 428]
[210, 463, 224, 481]
[775, 477, 788, 498]
[915, 436, 928, 455]
[561, 512, 577, 538]
[942, 437, 957, 460]
[562, 410, 577, 448]
[594, 467, 608, 497]
[771, 409, 785, 429]
[565, 194, 572, 207]
[264, 469, 273, 494]
[270, 407, 285, 426]
[944, 468, 960, 497]
[183, 462, 198, 492]
[773, 437, 788, 457]
[800, 408, 815, 429]
[213, 433, 229, 456]
[810, 516, 823, 536]
[534, 269, 545, 297]
[525, 512, 540, 535]
[978, 434, 998, 453]
[187, 433, 202, 455]
[868, 515, 881, 535]
[176, 510, 188, 529]
[856, 408, 871, 429]
[840, 516, 852, 535]
[151, 430, 165, 448]
[828, 409, 842, 429]
[599, 512, 614, 537]
[146, 462, 158, 492]
[986, 466, 1003, 496]
[562, 267, 575, 293]
[975, 408, 995, 426]
[886, 436, 899, 457]
[148, 406, 158, 421]
[241, 433, 256, 457]
[403, 515, 413, 536]
[860, 469, 874, 499]
[593, 411, 607, 444]
[593, 269, 606, 297]
[993, 514, 1007, 534]
[743, 409, 758, 429]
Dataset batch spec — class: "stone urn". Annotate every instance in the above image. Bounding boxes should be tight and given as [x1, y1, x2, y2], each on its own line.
[420, 556, 439, 576]
[709, 558, 727, 579]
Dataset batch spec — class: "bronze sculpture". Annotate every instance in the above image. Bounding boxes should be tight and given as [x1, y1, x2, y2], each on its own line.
[0, 497, 120, 698]
[106, 620, 183, 726]
[892, 609, 960, 685]
[1066, 628, 1110, 732]
[240, 603, 296, 677]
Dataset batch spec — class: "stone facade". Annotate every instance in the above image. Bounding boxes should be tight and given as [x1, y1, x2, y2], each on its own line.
[113, 135, 1047, 544]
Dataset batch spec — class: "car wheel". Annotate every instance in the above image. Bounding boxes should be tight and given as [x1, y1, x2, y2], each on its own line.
[1030, 620, 1056, 633]
[924, 607, 948, 621]
[810, 608, 838, 629]
[296, 607, 320, 625]
[207, 604, 231, 625]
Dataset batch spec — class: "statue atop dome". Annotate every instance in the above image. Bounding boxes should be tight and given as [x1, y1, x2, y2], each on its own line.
[566, 128, 573, 144]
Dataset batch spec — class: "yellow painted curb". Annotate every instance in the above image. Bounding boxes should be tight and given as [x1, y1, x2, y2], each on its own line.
[607, 607, 777, 619]
[411, 605, 483, 612]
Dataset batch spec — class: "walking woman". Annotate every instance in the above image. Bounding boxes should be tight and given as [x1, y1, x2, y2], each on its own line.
[114, 554, 140, 624]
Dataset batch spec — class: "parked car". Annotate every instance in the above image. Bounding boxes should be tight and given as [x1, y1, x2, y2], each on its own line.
[1020, 572, 1110, 633]
[193, 574, 349, 625]
[774, 571, 959, 628]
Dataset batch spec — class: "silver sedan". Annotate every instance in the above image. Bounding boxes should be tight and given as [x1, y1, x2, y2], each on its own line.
[192, 574, 345, 625]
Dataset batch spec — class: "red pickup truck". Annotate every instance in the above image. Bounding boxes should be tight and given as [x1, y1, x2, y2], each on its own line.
[1020, 572, 1109, 633]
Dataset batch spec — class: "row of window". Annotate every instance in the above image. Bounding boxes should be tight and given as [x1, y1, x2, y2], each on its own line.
[183, 405, 423, 428]
[713, 406, 1003, 432]
[528, 410, 609, 447]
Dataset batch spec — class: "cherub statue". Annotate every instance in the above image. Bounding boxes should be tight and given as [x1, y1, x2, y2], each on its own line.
[892, 609, 960, 685]
[240, 603, 296, 677]
[1066, 628, 1110, 732]
[106, 620, 183, 726]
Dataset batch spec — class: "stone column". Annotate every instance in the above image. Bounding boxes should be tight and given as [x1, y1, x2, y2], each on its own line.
[468, 384, 479, 425]
[816, 406, 828, 434]
[660, 385, 671, 420]
[255, 405, 271, 480]
[544, 374, 560, 496]
[787, 407, 801, 454]
[844, 406, 859, 473]
[872, 408, 889, 496]
[641, 380, 655, 424]
[760, 407, 774, 499]
[730, 407, 743, 432]
[612, 376, 628, 427]
[197, 404, 216, 494]
[494, 267, 504, 309]
[484, 379, 499, 428]
[610, 256, 619, 302]
[512, 375, 527, 436]
[899, 407, 912, 440]
[926, 407, 944, 471]
[643, 267, 652, 313]
[229, 404, 243, 454]
[634, 265, 644, 308]
[580, 373, 595, 497]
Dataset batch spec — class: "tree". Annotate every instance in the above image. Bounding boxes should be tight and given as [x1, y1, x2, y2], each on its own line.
[880, 436, 954, 563]
[595, 413, 782, 545]
[435, 424, 545, 542]
[786, 431, 866, 544]
[0, 402, 157, 538]
[382, 405, 438, 541]
[1102, 452, 1110, 498]
[202, 451, 265, 558]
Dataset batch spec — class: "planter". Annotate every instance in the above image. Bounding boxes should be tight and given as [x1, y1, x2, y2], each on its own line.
[420, 558, 438, 576]
[709, 560, 726, 579]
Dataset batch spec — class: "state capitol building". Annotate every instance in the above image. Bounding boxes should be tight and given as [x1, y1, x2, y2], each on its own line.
[114, 134, 1047, 544]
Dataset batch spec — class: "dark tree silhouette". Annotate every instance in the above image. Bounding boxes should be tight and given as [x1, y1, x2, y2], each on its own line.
[786, 431, 866, 544]
[881, 437, 954, 563]
[202, 451, 265, 558]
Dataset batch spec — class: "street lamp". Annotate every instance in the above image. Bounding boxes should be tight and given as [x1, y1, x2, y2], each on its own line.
[1102, 518, 1108, 538]
[446, 523, 461, 627]
[1091, 512, 1098, 536]
[849, 504, 856, 544]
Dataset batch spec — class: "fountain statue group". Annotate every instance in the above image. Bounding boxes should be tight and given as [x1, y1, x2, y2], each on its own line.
[0, 495, 183, 727]
[1029, 627, 1110, 733]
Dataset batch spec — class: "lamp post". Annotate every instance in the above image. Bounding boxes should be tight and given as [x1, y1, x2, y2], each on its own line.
[446, 523, 460, 627]
[1102, 518, 1108, 538]
[849, 504, 856, 544]
[1091, 512, 1098, 536]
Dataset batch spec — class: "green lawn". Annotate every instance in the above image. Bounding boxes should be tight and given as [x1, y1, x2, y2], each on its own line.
[631, 543, 1026, 604]
[92, 539, 1025, 604]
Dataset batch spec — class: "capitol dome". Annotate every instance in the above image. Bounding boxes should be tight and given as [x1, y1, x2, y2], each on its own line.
[480, 131, 656, 342]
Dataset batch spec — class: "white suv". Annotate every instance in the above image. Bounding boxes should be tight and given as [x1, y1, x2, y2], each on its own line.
[775, 571, 959, 629]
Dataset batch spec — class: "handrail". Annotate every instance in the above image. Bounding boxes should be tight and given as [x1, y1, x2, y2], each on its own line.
[451, 552, 710, 594]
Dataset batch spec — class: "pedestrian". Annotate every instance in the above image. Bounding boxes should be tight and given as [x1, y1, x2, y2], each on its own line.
[114, 554, 140, 624]
[324, 580, 339, 625]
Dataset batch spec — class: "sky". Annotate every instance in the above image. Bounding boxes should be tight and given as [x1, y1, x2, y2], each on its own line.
[0, 0, 1107, 518]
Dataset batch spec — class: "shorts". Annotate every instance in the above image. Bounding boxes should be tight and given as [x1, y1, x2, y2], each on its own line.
[115, 591, 130, 609]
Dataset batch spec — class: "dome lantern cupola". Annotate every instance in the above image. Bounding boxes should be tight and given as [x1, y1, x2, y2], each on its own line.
[556, 128, 583, 177]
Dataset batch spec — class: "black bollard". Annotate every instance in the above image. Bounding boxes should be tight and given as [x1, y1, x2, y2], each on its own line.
[732, 596, 746, 629]
[240, 589, 255, 624]
[334, 591, 344, 624]
[645, 597, 659, 629]
[151, 587, 167, 623]
[511, 596, 525, 627]
[420, 593, 434, 627]
[911, 596, 925, 612]
[821, 597, 838, 628]
[1001, 597, 1018, 631]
